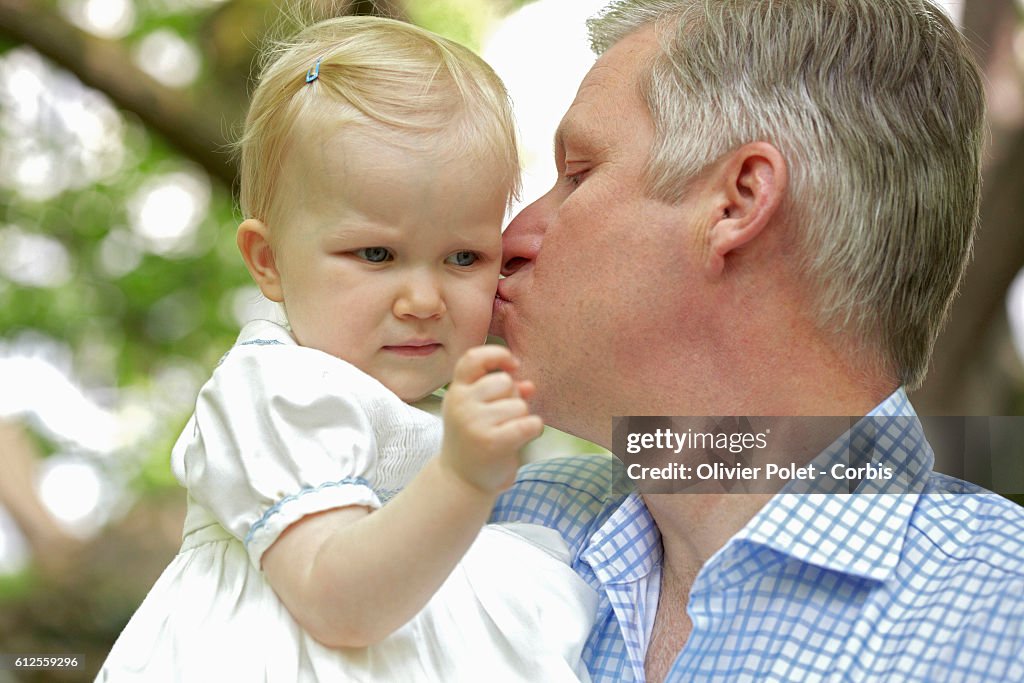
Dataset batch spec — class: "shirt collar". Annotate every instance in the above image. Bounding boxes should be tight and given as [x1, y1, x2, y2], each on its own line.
[585, 389, 935, 585]
[581, 491, 662, 586]
[733, 388, 933, 582]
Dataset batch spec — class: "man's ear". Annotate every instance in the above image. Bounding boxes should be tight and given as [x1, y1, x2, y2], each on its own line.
[705, 142, 787, 276]
[237, 219, 284, 302]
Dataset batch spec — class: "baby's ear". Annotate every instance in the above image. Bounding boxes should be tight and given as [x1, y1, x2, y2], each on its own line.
[237, 219, 284, 302]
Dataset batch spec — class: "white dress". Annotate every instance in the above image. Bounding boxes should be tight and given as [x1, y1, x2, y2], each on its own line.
[97, 320, 596, 682]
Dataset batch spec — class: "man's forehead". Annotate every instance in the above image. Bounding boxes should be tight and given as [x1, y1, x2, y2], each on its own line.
[554, 27, 658, 148]
[585, 24, 659, 88]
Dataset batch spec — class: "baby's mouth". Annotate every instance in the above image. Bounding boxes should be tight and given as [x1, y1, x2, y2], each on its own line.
[383, 342, 442, 357]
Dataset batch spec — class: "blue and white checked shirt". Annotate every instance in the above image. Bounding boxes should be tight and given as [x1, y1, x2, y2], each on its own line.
[492, 390, 1024, 682]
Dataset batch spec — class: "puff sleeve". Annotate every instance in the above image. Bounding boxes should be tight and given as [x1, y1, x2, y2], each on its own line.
[174, 340, 393, 569]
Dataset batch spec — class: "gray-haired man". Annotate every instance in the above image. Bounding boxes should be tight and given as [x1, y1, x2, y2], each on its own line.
[491, 1, 1024, 681]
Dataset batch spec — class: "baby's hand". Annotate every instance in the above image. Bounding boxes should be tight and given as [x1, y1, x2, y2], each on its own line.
[440, 345, 544, 495]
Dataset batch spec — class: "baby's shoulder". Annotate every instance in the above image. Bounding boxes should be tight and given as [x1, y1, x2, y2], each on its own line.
[212, 320, 395, 406]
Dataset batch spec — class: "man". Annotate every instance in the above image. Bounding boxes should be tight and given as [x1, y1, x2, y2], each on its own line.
[490, 1, 1024, 681]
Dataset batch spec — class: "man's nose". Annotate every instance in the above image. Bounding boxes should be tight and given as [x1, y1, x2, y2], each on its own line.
[501, 199, 547, 276]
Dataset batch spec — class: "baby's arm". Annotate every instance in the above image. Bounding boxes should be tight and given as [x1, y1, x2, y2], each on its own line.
[262, 345, 542, 648]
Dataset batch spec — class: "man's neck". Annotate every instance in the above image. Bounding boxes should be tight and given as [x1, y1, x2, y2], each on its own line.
[638, 375, 898, 571]
[644, 492, 773, 574]
[641, 492, 771, 682]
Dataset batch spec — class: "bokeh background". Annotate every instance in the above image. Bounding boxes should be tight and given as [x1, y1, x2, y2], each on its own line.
[0, 0, 1022, 679]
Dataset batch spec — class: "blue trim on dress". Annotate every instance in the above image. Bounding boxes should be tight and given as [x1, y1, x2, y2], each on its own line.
[239, 339, 285, 347]
[244, 477, 374, 547]
[217, 338, 285, 366]
[377, 488, 400, 504]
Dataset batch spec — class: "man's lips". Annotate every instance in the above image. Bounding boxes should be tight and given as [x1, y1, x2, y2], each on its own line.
[382, 342, 442, 357]
[491, 281, 515, 337]
[495, 278, 515, 303]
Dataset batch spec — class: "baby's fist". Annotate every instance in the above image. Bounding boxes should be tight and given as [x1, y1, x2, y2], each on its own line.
[440, 346, 543, 494]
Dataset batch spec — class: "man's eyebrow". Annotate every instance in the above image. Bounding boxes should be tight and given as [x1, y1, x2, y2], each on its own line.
[552, 119, 577, 158]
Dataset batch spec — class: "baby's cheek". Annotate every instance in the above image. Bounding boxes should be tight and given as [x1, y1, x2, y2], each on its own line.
[453, 288, 498, 344]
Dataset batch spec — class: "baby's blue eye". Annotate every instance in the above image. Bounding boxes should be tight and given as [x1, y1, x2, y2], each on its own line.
[446, 251, 478, 267]
[356, 247, 392, 263]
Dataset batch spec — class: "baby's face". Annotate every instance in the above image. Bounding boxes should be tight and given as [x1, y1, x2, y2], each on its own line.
[268, 124, 508, 401]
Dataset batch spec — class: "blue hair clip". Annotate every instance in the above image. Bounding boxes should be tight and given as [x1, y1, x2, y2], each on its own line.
[305, 57, 322, 84]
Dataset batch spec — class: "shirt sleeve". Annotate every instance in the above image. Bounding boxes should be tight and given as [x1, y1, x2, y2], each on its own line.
[176, 344, 386, 569]
[490, 454, 629, 566]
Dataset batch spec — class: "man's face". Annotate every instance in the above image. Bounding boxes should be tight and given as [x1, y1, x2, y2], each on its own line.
[492, 26, 715, 446]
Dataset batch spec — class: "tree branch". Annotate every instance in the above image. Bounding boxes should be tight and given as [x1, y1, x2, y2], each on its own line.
[913, 0, 1024, 413]
[961, 0, 1010, 67]
[914, 123, 1024, 413]
[0, 0, 240, 187]
[0, 420, 83, 577]
[0, 0, 415, 188]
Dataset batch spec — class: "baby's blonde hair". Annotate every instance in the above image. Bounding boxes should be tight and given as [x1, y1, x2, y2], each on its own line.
[236, 16, 520, 225]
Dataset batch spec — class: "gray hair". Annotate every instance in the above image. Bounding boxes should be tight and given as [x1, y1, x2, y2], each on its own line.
[589, 0, 985, 389]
